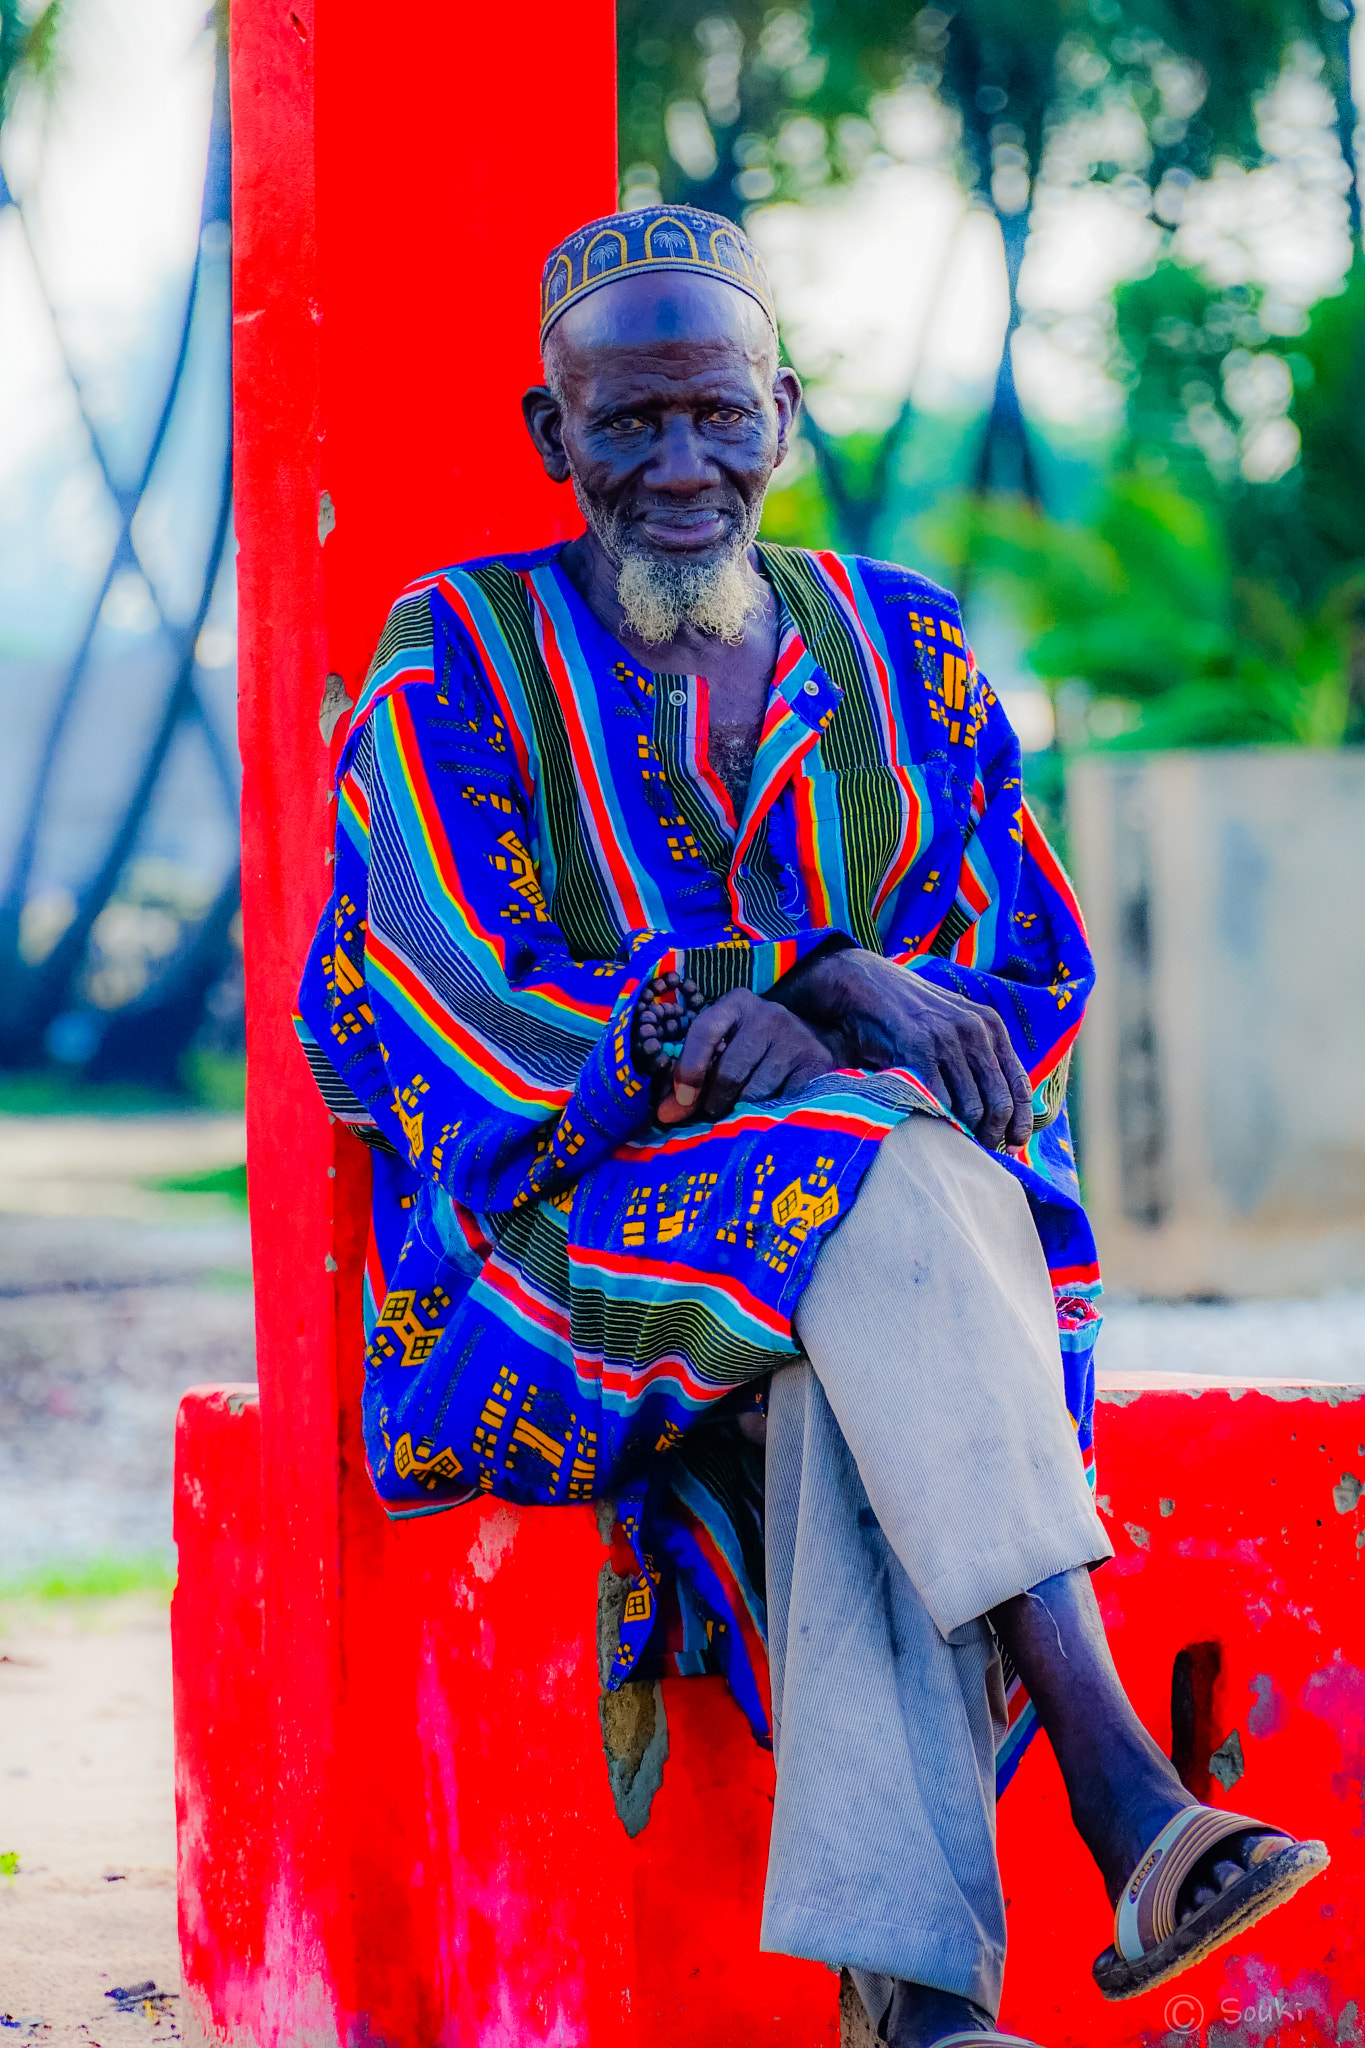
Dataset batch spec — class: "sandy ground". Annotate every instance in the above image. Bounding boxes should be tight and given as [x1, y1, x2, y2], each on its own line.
[0, 1120, 247, 1227]
[0, 1596, 181, 2045]
[0, 1116, 251, 2043]
[0, 1119, 254, 1577]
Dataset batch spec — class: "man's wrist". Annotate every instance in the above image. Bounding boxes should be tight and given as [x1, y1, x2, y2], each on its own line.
[767, 933, 859, 1017]
[768, 941, 895, 1067]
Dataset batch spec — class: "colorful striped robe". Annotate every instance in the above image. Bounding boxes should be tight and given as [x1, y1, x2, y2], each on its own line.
[297, 542, 1101, 1780]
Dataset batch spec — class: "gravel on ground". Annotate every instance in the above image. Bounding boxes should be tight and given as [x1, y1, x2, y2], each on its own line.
[0, 1119, 253, 1581]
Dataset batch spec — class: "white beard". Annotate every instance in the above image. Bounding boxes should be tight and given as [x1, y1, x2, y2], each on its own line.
[573, 480, 762, 647]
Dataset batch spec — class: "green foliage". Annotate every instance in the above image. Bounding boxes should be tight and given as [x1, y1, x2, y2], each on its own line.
[1116, 265, 1263, 482]
[145, 1158, 247, 1205]
[1115, 256, 1365, 609]
[0, 1049, 245, 1116]
[617, 1, 912, 218]
[181, 1047, 247, 1112]
[1126, 0, 1352, 175]
[947, 251, 1364, 749]
[0, 0, 66, 115]
[1275, 262, 1365, 592]
[615, 0, 1338, 225]
[0, 1850, 19, 1878]
[617, 0, 1355, 577]
[0, 1554, 174, 1600]
[0, 1069, 177, 1115]
[758, 458, 838, 549]
[945, 463, 1360, 748]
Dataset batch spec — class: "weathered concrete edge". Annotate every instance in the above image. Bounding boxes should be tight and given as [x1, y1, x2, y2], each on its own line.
[1097, 1374, 1365, 1407]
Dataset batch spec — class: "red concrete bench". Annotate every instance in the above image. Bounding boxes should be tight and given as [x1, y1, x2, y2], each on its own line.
[172, 1372, 1364, 2048]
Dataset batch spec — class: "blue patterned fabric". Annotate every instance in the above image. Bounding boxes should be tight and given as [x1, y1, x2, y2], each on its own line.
[295, 543, 1102, 1776]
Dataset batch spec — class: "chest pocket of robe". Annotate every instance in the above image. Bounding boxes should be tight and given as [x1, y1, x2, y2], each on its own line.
[791, 755, 918, 953]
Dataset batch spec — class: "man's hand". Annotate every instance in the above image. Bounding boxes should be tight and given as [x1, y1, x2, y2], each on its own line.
[771, 946, 1035, 1150]
[656, 988, 833, 1127]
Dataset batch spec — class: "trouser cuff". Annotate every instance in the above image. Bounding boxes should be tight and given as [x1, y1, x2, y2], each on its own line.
[761, 1903, 1005, 2016]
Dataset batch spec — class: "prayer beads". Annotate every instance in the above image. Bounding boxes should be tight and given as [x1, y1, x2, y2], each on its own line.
[632, 972, 707, 1076]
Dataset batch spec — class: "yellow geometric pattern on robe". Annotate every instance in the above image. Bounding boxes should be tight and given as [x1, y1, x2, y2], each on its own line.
[374, 1283, 450, 1368]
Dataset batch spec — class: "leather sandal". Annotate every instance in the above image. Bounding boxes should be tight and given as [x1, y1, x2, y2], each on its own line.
[934, 2035, 1043, 2045]
[1093, 1804, 1329, 2000]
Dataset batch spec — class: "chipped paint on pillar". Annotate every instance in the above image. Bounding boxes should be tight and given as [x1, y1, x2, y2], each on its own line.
[1301, 1649, 1365, 1827]
[996, 1380, 1364, 2044]
[260, 1885, 345, 2048]
[1247, 1671, 1290, 1739]
[466, 1504, 518, 1584]
[1205, 1956, 1342, 2046]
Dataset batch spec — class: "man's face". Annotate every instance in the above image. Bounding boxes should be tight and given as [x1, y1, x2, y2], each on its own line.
[523, 272, 801, 574]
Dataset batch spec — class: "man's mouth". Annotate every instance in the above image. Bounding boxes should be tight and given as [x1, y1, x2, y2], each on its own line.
[635, 506, 733, 552]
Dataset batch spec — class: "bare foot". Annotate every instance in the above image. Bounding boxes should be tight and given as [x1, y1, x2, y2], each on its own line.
[1175, 1828, 1291, 1925]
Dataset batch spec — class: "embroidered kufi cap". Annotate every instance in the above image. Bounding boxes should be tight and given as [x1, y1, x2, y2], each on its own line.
[540, 205, 777, 344]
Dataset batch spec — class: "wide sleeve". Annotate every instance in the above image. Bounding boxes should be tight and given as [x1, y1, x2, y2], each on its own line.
[297, 592, 665, 1214]
[899, 676, 1093, 1102]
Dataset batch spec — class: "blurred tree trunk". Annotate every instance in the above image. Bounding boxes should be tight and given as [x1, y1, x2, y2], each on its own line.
[0, 14, 236, 1077]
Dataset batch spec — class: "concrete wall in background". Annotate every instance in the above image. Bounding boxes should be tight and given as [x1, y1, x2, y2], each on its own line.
[1069, 749, 1365, 1298]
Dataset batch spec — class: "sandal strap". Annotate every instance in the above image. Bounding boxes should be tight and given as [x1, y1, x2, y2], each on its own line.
[1115, 1806, 1279, 1961]
[933, 2037, 1042, 2046]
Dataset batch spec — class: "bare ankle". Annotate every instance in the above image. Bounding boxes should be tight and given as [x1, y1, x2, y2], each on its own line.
[1073, 1770, 1196, 1907]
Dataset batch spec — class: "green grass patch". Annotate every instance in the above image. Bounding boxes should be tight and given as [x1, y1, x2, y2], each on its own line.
[0, 1851, 19, 1878]
[199, 1264, 254, 1291]
[0, 1554, 175, 1602]
[182, 1048, 247, 1113]
[0, 1071, 180, 1117]
[0, 1051, 245, 1118]
[145, 1160, 248, 1205]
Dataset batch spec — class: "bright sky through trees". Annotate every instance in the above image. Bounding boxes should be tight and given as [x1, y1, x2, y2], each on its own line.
[0, 0, 216, 654]
[747, 42, 1359, 437]
[0, 0, 1360, 656]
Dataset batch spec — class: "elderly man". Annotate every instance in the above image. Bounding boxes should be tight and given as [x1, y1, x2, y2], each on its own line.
[298, 206, 1325, 2045]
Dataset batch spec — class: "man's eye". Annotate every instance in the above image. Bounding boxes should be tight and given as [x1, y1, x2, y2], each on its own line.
[607, 415, 648, 433]
[705, 408, 745, 426]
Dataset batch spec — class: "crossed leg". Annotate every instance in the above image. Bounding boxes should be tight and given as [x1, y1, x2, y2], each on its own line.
[761, 1113, 1304, 2048]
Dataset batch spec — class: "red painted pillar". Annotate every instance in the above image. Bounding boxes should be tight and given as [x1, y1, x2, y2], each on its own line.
[220, 0, 620, 2038]
[193, 3, 840, 2041]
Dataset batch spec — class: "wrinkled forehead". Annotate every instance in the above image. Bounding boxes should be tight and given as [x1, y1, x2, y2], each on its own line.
[544, 272, 777, 392]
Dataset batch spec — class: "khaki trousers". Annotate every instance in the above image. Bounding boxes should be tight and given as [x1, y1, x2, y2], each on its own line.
[761, 1113, 1111, 2012]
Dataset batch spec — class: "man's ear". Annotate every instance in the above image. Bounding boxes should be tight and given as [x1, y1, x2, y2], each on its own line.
[771, 365, 803, 470]
[522, 386, 572, 483]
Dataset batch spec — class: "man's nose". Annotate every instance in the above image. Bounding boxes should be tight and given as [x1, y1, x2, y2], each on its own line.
[642, 415, 717, 493]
